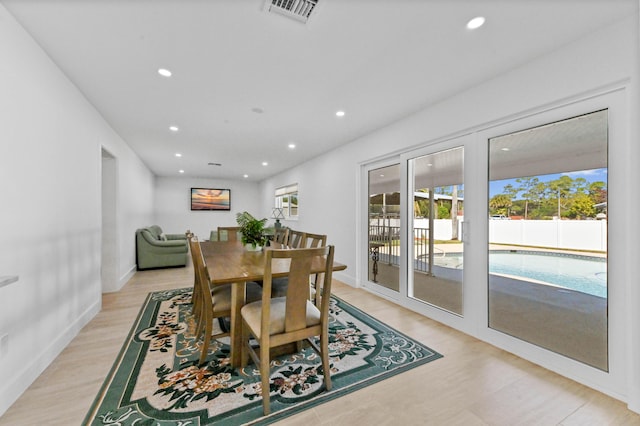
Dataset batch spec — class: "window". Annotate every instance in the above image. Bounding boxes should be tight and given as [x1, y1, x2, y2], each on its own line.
[275, 183, 299, 219]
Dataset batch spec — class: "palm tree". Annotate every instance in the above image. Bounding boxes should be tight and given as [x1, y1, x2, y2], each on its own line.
[489, 194, 512, 216]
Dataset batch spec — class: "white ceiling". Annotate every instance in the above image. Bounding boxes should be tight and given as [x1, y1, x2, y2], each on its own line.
[2, 0, 635, 181]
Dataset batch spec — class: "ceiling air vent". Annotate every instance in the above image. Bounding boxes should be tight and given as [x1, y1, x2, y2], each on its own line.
[265, 0, 318, 24]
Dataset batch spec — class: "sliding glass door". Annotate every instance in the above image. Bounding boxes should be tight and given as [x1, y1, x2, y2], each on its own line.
[361, 93, 623, 398]
[488, 110, 608, 370]
[409, 147, 464, 315]
[367, 163, 401, 294]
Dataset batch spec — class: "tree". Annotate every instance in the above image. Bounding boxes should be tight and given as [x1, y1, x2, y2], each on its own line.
[573, 177, 589, 194]
[502, 183, 519, 200]
[438, 204, 450, 219]
[567, 193, 596, 219]
[515, 177, 540, 219]
[547, 175, 574, 218]
[589, 181, 607, 204]
[489, 194, 512, 216]
[413, 189, 430, 218]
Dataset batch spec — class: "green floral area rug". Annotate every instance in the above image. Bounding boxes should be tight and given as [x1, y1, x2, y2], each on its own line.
[85, 287, 442, 425]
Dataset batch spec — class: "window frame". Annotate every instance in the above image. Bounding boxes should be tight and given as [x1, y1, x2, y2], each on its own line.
[275, 183, 299, 219]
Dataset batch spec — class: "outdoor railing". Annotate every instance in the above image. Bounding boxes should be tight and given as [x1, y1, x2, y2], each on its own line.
[369, 225, 437, 273]
[369, 225, 400, 266]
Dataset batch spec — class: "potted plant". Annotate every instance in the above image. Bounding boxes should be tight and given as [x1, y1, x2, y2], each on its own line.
[236, 211, 268, 250]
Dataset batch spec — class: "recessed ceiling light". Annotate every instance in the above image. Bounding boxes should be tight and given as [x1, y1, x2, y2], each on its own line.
[467, 16, 485, 30]
[175, 153, 182, 157]
[158, 68, 172, 77]
[243, 174, 249, 178]
[169, 125, 179, 132]
[262, 161, 268, 166]
[501, 147, 510, 151]
[288, 143, 296, 149]
[179, 169, 184, 174]
[336, 110, 345, 117]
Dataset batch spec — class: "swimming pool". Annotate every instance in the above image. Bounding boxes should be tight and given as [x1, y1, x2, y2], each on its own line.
[434, 250, 607, 298]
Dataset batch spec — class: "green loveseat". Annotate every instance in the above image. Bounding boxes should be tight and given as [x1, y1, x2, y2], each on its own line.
[135, 225, 188, 270]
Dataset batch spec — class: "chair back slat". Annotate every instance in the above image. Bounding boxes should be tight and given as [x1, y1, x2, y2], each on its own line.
[273, 228, 289, 246]
[189, 237, 212, 312]
[288, 230, 307, 248]
[304, 232, 326, 248]
[218, 226, 241, 242]
[263, 246, 333, 332]
[284, 254, 315, 331]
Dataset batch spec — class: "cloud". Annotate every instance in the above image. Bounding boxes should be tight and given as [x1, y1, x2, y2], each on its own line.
[562, 168, 607, 178]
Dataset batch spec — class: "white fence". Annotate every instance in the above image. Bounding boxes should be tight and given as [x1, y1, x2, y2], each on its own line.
[488, 219, 607, 251]
[412, 219, 462, 241]
[373, 218, 607, 251]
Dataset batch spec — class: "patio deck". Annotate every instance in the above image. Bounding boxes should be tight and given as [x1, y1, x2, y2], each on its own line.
[367, 257, 607, 371]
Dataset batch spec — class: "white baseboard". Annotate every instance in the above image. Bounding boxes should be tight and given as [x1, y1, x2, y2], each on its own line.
[0, 299, 101, 416]
[102, 264, 136, 294]
[119, 265, 136, 289]
[333, 270, 355, 287]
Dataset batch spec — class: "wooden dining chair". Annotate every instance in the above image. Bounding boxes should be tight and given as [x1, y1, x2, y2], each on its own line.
[218, 226, 241, 242]
[287, 230, 307, 248]
[270, 231, 326, 299]
[185, 231, 202, 324]
[266, 229, 306, 297]
[304, 232, 326, 248]
[272, 227, 289, 246]
[240, 245, 335, 415]
[189, 236, 232, 365]
[303, 233, 327, 305]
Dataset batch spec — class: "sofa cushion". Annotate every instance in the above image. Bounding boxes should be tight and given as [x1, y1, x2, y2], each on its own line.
[146, 225, 163, 240]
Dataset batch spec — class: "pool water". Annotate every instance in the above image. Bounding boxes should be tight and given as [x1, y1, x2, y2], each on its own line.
[435, 250, 607, 298]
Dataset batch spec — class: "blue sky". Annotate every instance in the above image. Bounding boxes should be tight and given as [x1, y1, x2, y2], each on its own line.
[489, 168, 608, 199]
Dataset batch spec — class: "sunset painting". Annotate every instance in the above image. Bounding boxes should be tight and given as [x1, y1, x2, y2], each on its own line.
[190, 188, 231, 211]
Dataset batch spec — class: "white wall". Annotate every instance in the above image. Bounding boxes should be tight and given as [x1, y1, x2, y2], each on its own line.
[262, 17, 636, 286]
[260, 16, 639, 411]
[0, 5, 155, 415]
[101, 128, 156, 288]
[154, 177, 262, 241]
[258, 148, 358, 285]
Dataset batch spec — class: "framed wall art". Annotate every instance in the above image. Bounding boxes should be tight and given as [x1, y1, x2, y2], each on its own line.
[190, 188, 231, 211]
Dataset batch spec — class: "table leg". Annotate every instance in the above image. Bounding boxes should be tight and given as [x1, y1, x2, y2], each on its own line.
[229, 281, 246, 367]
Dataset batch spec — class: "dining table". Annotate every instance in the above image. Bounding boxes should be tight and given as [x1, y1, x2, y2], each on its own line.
[200, 240, 347, 367]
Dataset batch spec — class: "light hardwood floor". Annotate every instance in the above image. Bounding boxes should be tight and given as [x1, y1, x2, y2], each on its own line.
[2, 263, 639, 425]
